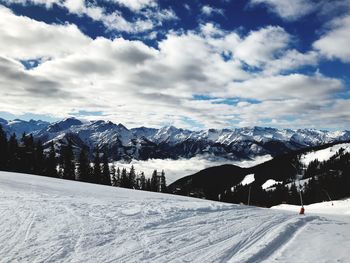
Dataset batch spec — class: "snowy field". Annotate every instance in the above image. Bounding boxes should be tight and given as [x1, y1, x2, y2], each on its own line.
[0, 171, 349, 263]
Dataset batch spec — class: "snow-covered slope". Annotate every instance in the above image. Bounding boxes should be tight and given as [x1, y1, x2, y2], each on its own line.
[240, 173, 255, 186]
[300, 142, 350, 166]
[0, 171, 349, 262]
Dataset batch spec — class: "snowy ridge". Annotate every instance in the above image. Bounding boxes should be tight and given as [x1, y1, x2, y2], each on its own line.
[1, 171, 349, 262]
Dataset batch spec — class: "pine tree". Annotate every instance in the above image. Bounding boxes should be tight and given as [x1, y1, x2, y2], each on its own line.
[92, 148, 102, 184]
[151, 170, 158, 192]
[120, 168, 128, 188]
[19, 132, 34, 173]
[129, 165, 136, 188]
[160, 170, 166, 192]
[288, 183, 299, 205]
[0, 125, 8, 170]
[140, 172, 146, 190]
[116, 167, 121, 186]
[111, 164, 117, 186]
[61, 141, 75, 180]
[101, 153, 111, 186]
[8, 133, 18, 170]
[45, 142, 57, 177]
[146, 178, 151, 191]
[34, 141, 45, 175]
[77, 147, 90, 182]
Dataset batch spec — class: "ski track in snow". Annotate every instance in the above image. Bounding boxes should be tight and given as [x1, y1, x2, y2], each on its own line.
[0, 171, 349, 263]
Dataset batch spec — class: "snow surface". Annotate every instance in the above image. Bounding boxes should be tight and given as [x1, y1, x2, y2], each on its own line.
[262, 179, 282, 190]
[240, 174, 255, 186]
[300, 143, 350, 166]
[270, 200, 350, 262]
[272, 198, 350, 216]
[0, 171, 349, 262]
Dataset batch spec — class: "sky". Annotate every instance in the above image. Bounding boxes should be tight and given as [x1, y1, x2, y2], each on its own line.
[0, 0, 350, 130]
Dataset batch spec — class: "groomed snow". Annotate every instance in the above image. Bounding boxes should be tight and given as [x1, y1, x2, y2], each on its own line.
[272, 198, 350, 216]
[300, 143, 350, 166]
[0, 171, 349, 262]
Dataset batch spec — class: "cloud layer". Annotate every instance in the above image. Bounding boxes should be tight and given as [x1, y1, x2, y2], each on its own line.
[0, 2, 349, 131]
[114, 155, 272, 183]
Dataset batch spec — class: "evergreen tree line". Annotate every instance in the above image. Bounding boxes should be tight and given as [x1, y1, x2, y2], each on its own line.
[220, 148, 350, 207]
[220, 182, 300, 207]
[111, 167, 167, 192]
[0, 125, 167, 192]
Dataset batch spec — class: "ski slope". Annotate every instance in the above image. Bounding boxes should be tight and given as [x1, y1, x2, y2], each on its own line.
[300, 142, 350, 166]
[0, 171, 349, 262]
[272, 198, 350, 216]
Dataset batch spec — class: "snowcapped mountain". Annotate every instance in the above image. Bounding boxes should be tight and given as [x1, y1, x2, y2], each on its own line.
[46, 117, 83, 133]
[1, 118, 50, 137]
[1, 117, 350, 161]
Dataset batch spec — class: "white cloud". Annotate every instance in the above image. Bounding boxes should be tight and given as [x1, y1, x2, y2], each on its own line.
[250, 0, 350, 22]
[222, 73, 343, 101]
[63, 0, 85, 13]
[250, 0, 316, 21]
[263, 50, 319, 75]
[313, 15, 350, 63]
[233, 98, 350, 130]
[234, 26, 290, 67]
[200, 23, 225, 37]
[199, 23, 317, 75]
[108, 0, 157, 12]
[1, 0, 58, 8]
[201, 5, 224, 16]
[0, 56, 78, 116]
[0, 6, 91, 60]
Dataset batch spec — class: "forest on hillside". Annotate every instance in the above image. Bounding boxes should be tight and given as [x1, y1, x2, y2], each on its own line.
[0, 125, 167, 193]
[220, 148, 350, 207]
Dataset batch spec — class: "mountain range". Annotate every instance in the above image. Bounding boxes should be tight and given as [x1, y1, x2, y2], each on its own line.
[1, 117, 350, 161]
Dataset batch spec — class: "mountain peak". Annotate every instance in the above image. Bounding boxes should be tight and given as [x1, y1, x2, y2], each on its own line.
[0, 118, 8, 125]
[117, 123, 128, 131]
[47, 117, 83, 133]
[162, 125, 178, 131]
